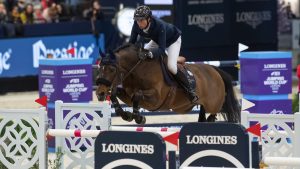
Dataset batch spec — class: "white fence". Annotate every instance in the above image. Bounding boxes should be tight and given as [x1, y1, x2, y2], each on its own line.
[1, 102, 300, 168]
[54, 100, 111, 169]
[0, 108, 47, 169]
[241, 111, 300, 169]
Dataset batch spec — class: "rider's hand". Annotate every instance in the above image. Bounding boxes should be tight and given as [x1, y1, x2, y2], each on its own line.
[139, 50, 153, 60]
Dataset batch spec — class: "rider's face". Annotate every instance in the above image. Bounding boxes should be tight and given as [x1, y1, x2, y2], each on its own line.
[136, 18, 149, 29]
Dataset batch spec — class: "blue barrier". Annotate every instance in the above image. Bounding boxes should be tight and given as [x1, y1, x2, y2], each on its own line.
[94, 123, 260, 168]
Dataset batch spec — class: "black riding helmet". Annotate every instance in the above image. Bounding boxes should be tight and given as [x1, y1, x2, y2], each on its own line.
[134, 5, 152, 21]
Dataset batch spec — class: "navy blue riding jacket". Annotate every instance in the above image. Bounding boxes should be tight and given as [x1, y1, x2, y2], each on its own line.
[129, 17, 181, 57]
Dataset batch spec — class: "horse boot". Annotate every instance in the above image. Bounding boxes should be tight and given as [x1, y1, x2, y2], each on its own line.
[110, 90, 134, 122]
[174, 69, 199, 104]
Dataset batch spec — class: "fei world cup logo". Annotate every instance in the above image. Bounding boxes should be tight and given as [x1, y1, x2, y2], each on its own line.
[236, 11, 272, 29]
[188, 13, 224, 32]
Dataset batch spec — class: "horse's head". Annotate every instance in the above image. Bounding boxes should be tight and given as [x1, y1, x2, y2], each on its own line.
[95, 50, 118, 101]
[95, 43, 149, 101]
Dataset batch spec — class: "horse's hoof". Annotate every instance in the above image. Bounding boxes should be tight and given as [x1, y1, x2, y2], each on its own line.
[115, 108, 122, 116]
[121, 111, 134, 122]
[135, 116, 146, 124]
[207, 114, 217, 122]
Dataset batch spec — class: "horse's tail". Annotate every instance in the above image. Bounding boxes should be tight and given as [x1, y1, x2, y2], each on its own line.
[213, 67, 241, 123]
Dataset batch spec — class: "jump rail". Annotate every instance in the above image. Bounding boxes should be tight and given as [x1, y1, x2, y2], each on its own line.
[92, 60, 240, 68]
[261, 157, 300, 167]
[48, 127, 180, 138]
[48, 128, 288, 138]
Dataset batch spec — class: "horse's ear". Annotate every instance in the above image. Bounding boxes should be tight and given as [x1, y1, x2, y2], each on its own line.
[99, 48, 105, 58]
[108, 49, 116, 61]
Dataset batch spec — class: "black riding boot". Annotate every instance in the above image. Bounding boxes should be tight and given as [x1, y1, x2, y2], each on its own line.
[174, 70, 199, 104]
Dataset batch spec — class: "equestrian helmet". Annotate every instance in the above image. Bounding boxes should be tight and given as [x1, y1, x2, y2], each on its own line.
[134, 5, 152, 20]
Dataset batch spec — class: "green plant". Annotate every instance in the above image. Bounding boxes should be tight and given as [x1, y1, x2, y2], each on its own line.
[292, 93, 299, 113]
[48, 147, 64, 169]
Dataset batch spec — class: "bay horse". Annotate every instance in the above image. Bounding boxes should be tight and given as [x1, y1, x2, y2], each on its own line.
[95, 43, 240, 124]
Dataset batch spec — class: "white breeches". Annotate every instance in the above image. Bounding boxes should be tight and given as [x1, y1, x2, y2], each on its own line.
[144, 36, 181, 75]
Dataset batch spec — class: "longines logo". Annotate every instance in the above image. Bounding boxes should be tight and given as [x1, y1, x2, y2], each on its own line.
[188, 13, 224, 32]
[186, 135, 238, 145]
[236, 11, 272, 29]
[102, 143, 154, 154]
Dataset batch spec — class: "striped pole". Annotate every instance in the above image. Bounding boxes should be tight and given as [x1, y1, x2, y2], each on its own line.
[110, 126, 181, 132]
[48, 127, 180, 138]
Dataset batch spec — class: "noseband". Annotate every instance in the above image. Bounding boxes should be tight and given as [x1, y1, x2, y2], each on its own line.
[96, 58, 143, 87]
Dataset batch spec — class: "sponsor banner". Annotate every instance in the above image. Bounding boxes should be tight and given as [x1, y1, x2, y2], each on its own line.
[0, 34, 104, 78]
[232, 0, 277, 44]
[39, 59, 93, 103]
[243, 97, 292, 115]
[240, 52, 292, 95]
[179, 123, 250, 168]
[95, 131, 166, 169]
[47, 105, 55, 149]
[178, 0, 231, 47]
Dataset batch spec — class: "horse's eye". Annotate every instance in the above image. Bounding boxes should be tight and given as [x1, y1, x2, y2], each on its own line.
[108, 67, 116, 72]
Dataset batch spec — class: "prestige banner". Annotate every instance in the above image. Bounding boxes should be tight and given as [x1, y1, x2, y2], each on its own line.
[0, 34, 104, 78]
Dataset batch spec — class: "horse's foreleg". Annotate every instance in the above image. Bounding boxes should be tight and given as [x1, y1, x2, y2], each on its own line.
[132, 90, 146, 124]
[111, 88, 134, 122]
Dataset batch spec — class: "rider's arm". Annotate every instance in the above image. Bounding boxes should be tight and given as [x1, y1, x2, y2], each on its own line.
[149, 24, 167, 58]
[129, 22, 138, 44]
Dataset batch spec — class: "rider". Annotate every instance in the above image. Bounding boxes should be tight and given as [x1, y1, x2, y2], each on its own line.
[129, 5, 198, 103]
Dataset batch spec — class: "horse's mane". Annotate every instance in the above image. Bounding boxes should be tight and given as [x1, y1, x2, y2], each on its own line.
[114, 43, 138, 53]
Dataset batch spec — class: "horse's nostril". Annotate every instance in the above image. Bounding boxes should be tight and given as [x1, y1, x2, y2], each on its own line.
[96, 92, 106, 101]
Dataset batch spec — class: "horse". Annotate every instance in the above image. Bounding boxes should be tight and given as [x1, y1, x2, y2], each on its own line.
[95, 43, 240, 124]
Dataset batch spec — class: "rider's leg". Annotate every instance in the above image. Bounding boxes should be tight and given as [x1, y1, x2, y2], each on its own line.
[167, 36, 198, 103]
[174, 69, 199, 103]
[166, 37, 180, 75]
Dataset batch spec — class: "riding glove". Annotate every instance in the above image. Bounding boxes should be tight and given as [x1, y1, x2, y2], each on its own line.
[139, 50, 153, 60]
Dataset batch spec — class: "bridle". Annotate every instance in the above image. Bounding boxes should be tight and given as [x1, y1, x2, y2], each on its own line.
[96, 52, 143, 89]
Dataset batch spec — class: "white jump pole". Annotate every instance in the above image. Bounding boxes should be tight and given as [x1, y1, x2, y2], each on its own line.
[180, 167, 250, 169]
[48, 129, 178, 138]
[262, 157, 300, 167]
[264, 130, 294, 137]
[110, 126, 181, 132]
[48, 129, 100, 137]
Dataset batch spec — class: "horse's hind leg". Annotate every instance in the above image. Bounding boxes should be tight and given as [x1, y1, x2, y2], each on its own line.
[198, 105, 206, 122]
[207, 114, 217, 122]
[199, 105, 217, 122]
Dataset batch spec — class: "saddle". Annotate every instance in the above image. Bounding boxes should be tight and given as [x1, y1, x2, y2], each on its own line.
[159, 55, 196, 87]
